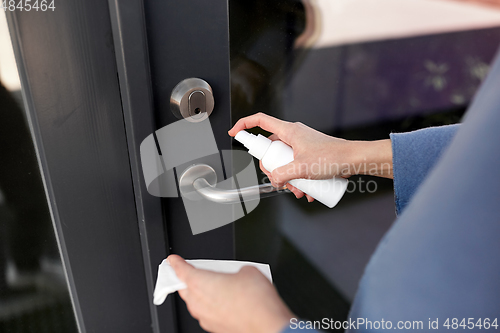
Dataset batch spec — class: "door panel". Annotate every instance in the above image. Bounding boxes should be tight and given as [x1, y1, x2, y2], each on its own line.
[142, 1, 234, 332]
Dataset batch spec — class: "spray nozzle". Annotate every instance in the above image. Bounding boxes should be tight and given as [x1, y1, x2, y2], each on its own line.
[234, 130, 272, 160]
[234, 130, 254, 148]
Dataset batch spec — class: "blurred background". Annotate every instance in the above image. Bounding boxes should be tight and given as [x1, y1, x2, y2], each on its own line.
[230, 0, 500, 331]
[2, 0, 500, 331]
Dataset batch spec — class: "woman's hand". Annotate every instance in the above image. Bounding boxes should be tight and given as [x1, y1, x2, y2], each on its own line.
[229, 113, 393, 201]
[168, 255, 294, 333]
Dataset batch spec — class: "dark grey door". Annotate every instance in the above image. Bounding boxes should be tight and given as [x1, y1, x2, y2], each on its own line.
[140, 1, 234, 333]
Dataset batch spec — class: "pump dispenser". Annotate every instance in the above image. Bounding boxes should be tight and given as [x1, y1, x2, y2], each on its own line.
[235, 130, 347, 208]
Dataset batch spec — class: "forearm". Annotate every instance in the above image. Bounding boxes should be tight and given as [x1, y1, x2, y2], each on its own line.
[346, 139, 393, 179]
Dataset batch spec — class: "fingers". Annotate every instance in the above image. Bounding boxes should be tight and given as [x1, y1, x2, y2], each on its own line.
[287, 183, 305, 199]
[271, 161, 306, 187]
[285, 183, 314, 202]
[305, 194, 315, 203]
[228, 113, 291, 142]
[230, 114, 316, 204]
[267, 134, 280, 141]
[238, 265, 260, 276]
[168, 254, 195, 283]
[178, 288, 189, 301]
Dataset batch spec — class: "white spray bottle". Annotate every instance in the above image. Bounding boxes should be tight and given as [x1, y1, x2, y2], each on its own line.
[234, 130, 347, 208]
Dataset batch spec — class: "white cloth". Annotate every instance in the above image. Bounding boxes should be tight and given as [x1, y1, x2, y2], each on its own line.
[153, 259, 273, 305]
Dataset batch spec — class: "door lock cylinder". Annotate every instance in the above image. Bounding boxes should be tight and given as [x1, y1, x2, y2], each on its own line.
[170, 78, 214, 122]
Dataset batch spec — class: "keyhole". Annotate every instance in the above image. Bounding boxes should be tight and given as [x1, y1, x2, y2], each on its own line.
[194, 108, 201, 114]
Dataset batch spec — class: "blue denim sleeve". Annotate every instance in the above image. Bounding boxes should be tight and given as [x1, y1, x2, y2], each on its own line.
[390, 124, 460, 215]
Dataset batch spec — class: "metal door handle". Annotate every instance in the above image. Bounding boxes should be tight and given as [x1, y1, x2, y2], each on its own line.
[179, 164, 288, 204]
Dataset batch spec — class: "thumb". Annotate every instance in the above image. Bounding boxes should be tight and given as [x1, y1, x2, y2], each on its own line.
[271, 160, 306, 187]
[167, 254, 195, 283]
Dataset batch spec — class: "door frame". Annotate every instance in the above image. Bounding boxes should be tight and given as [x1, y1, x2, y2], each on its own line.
[6, 0, 176, 331]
